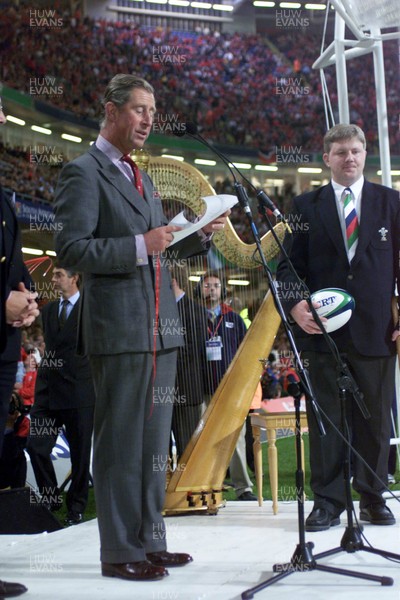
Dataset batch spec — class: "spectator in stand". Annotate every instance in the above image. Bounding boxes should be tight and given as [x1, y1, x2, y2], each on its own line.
[18, 350, 38, 412]
[260, 352, 282, 400]
[0, 10, 398, 159]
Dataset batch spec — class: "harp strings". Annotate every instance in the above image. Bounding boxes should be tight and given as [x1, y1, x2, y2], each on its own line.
[167, 244, 265, 463]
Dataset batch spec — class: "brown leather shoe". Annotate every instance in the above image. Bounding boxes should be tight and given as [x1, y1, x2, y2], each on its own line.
[101, 560, 168, 581]
[0, 579, 27, 597]
[147, 551, 193, 567]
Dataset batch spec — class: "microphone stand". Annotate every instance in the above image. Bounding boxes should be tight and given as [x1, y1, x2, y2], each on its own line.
[313, 363, 400, 563]
[240, 201, 397, 598]
[171, 125, 398, 592]
[233, 180, 326, 443]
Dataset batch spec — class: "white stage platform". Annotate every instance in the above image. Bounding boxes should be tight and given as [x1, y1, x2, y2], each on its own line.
[2, 499, 400, 600]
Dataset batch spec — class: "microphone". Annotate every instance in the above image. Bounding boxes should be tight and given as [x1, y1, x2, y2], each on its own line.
[173, 121, 283, 219]
[174, 122, 251, 210]
[256, 190, 283, 219]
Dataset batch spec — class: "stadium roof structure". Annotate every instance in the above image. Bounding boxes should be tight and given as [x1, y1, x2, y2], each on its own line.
[335, 0, 400, 32]
[313, 0, 400, 187]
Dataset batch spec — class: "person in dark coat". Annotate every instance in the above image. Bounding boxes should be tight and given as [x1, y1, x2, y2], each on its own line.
[277, 124, 400, 531]
[27, 265, 95, 526]
[170, 267, 208, 458]
[0, 95, 38, 598]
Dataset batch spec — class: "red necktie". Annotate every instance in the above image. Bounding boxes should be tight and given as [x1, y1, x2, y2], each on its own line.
[121, 154, 144, 197]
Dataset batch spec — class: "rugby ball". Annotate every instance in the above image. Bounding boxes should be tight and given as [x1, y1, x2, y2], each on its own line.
[310, 288, 355, 333]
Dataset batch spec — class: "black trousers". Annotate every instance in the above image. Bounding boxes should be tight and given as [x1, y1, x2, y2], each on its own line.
[26, 404, 94, 515]
[0, 433, 27, 488]
[171, 402, 202, 459]
[303, 344, 395, 512]
[0, 360, 17, 455]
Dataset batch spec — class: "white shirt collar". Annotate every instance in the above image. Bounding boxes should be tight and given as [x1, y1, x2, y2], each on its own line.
[62, 290, 80, 307]
[331, 175, 364, 199]
[96, 134, 136, 183]
[96, 134, 124, 162]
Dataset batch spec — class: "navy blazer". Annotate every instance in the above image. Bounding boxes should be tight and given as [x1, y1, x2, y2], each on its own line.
[203, 304, 247, 395]
[276, 180, 400, 356]
[34, 298, 95, 410]
[175, 294, 208, 406]
[0, 187, 32, 360]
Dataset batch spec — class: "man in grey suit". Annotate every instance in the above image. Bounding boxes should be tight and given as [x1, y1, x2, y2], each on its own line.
[54, 74, 228, 582]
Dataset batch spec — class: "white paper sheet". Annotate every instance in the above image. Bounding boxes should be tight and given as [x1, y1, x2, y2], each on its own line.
[168, 194, 238, 246]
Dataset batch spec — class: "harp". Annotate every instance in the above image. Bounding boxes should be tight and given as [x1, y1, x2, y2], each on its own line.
[141, 154, 287, 514]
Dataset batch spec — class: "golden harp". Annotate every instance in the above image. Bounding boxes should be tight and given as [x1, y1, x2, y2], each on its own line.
[141, 155, 287, 514]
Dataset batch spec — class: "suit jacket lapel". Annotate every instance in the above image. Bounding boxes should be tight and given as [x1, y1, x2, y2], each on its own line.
[89, 146, 151, 223]
[47, 301, 61, 340]
[62, 301, 79, 335]
[142, 175, 162, 229]
[351, 181, 376, 268]
[317, 184, 348, 263]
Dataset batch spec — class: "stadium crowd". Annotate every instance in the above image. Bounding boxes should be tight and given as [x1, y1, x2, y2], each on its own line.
[0, 143, 60, 203]
[0, 7, 398, 213]
[0, 6, 399, 158]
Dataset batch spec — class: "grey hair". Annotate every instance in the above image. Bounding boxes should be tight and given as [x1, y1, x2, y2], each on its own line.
[100, 74, 155, 128]
[323, 124, 366, 153]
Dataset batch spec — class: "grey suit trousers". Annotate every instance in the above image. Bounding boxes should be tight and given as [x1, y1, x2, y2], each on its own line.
[90, 349, 177, 563]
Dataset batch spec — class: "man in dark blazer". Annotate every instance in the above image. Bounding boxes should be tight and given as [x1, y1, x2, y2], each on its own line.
[277, 124, 400, 531]
[54, 74, 229, 582]
[26, 265, 95, 526]
[198, 271, 256, 501]
[170, 268, 208, 458]
[0, 97, 38, 598]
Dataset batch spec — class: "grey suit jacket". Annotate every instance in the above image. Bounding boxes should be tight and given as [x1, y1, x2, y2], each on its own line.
[54, 145, 208, 355]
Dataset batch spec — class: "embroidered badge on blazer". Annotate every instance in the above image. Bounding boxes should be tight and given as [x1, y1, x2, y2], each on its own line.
[378, 227, 388, 242]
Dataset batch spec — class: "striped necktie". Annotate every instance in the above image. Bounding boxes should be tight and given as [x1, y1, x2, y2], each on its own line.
[121, 154, 144, 197]
[343, 187, 359, 255]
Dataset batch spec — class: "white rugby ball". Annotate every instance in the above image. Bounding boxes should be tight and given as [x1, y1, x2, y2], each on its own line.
[310, 288, 355, 333]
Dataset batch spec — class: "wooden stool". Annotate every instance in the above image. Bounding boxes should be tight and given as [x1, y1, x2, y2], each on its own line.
[251, 411, 308, 514]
